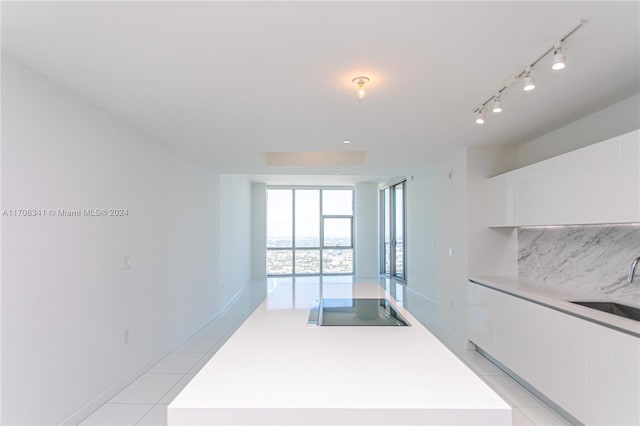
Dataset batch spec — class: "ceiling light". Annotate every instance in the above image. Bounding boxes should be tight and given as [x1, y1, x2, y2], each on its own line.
[523, 67, 535, 91]
[470, 20, 585, 124]
[352, 76, 370, 100]
[342, 140, 352, 144]
[492, 94, 503, 113]
[552, 42, 566, 70]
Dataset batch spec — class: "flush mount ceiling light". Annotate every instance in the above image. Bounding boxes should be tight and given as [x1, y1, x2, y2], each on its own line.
[472, 20, 585, 125]
[342, 140, 352, 144]
[352, 76, 370, 99]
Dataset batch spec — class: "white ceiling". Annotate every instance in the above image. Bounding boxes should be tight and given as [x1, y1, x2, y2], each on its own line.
[2, 1, 638, 182]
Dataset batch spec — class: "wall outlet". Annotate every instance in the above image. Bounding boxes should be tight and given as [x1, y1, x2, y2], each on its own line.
[122, 256, 131, 270]
[123, 329, 129, 345]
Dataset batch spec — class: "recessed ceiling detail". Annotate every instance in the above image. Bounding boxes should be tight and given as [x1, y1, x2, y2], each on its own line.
[264, 151, 366, 167]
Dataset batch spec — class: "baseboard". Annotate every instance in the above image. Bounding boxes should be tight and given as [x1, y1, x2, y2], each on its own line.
[59, 281, 253, 425]
[474, 344, 584, 426]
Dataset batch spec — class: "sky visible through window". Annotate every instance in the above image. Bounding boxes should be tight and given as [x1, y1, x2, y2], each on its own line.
[267, 188, 353, 275]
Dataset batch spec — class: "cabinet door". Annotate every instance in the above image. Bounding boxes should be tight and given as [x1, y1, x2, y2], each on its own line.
[620, 130, 640, 222]
[493, 291, 531, 379]
[557, 136, 623, 224]
[527, 303, 587, 422]
[468, 283, 495, 353]
[586, 323, 640, 426]
[516, 159, 560, 226]
[487, 172, 516, 227]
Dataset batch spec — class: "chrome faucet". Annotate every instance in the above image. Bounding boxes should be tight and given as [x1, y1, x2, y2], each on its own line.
[628, 256, 640, 283]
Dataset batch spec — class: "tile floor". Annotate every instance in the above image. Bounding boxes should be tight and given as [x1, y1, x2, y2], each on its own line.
[78, 277, 572, 425]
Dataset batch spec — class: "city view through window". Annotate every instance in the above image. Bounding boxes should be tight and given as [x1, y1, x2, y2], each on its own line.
[267, 188, 354, 275]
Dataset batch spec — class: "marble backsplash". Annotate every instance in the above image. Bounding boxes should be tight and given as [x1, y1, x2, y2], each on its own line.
[518, 225, 640, 305]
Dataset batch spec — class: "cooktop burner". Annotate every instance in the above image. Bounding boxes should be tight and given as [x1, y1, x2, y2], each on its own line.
[307, 298, 410, 327]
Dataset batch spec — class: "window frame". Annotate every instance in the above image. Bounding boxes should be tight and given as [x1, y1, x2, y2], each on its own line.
[266, 186, 355, 277]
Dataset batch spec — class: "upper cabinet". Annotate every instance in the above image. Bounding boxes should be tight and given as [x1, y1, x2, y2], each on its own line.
[487, 129, 640, 227]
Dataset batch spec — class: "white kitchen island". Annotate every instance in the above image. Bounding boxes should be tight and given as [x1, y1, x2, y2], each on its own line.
[168, 280, 511, 425]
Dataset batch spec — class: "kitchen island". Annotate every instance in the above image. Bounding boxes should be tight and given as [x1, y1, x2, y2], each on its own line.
[168, 281, 511, 425]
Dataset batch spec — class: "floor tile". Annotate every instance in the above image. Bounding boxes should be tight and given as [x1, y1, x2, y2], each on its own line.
[187, 352, 214, 375]
[512, 407, 535, 425]
[135, 404, 168, 425]
[439, 335, 470, 353]
[519, 405, 571, 425]
[147, 352, 204, 374]
[482, 375, 543, 407]
[457, 351, 506, 376]
[79, 403, 153, 426]
[110, 373, 183, 404]
[159, 375, 196, 404]
[174, 336, 218, 353]
[196, 321, 228, 340]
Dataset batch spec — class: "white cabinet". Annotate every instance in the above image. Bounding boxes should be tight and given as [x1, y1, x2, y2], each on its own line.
[586, 322, 640, 426]
[487, 129, 640, 227]
[527, 302, 587, 421]
[493, 290, 531, 379]
[486, 172, 516, 227]
[468, 281, 639, 425]
[468, 282, 496, 354]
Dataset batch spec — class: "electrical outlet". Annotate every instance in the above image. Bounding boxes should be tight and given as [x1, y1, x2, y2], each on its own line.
[123, 329, 129, 345]
[123, 256, 131, 270]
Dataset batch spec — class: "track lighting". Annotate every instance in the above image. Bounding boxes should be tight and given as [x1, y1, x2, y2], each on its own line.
[523, 67, 536, 91]
[352, 76, 370, 100]
[471, 20, 585, 125]
[552, 42, 566, 70]
[492, 94, 503, 113]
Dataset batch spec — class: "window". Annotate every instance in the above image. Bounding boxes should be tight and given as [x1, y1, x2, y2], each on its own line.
[267, 188, 354, 276]
[380, 181, 406, 280]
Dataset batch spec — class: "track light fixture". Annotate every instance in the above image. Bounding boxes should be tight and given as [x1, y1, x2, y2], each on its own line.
[523, 67, 536, 91]
[492, 94, 503, 113]
[472, 20, 586, 125]
[552, 42, 566, 70]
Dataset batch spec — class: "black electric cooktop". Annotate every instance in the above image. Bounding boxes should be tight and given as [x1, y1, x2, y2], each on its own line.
[307, 298, 410, 327]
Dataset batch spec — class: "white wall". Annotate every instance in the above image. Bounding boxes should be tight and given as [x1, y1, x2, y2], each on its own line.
[250, 182, 267, 281]
[219, 174, 252, 304]
[405, 171, 438, 323]
[405, 151, 468, 337]
[406, 146, 518, 341]
[466, 146, 518, 277]
[517, 93, 640, 167]
[0, 56, 239, 425]
[354, 182, 379, 278]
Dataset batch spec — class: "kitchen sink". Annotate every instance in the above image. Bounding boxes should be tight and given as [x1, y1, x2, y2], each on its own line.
[569, 301, 640, 321]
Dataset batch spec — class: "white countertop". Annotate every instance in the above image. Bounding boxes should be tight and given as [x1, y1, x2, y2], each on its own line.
[168, 281, 511, 425]
[470, 275, 640, 337]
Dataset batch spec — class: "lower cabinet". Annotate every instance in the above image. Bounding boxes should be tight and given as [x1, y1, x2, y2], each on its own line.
[468, 281, 640, 425]
[527, 303, 586, 421]
[586, 322, 640, 425]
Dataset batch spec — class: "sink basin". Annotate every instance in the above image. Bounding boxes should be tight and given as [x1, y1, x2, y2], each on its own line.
[569, 301, 640, 321]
